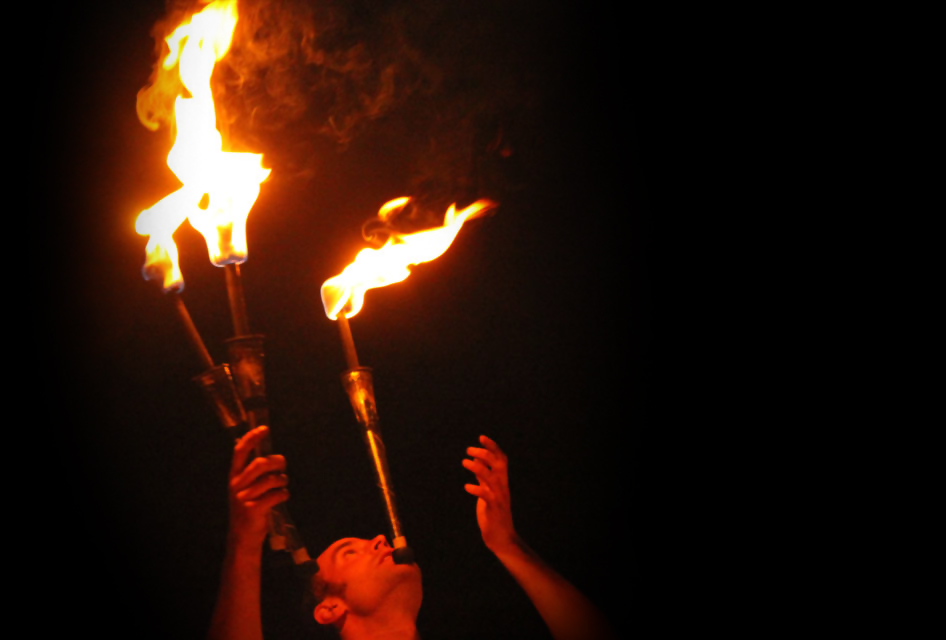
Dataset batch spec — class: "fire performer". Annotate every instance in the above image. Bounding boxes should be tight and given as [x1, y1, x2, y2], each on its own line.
[207, 429, 617, 640]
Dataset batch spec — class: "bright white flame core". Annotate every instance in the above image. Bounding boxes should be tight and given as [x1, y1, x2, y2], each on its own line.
[135, 0, 270, 291]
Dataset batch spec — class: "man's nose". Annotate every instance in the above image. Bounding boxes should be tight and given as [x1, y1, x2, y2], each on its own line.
[370, 534, 389, 550]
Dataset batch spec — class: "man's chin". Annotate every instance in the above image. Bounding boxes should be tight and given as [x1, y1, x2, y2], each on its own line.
[394, 560, 421, 577]
[384, 553, 420, 573]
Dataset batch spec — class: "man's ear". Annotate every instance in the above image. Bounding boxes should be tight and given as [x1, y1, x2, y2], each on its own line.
[314, 597, 348, 626]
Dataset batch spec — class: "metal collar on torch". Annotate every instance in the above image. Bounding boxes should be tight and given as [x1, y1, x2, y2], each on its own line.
[225, 334, 269, 429]
[191, 343, 311, 565]
[193, 364, 248, 432]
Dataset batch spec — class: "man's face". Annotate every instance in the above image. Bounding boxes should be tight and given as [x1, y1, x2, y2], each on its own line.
[316, 535, 422, 618]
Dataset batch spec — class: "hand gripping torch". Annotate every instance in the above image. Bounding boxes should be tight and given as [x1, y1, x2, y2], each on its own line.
[193, 358, 310, 565]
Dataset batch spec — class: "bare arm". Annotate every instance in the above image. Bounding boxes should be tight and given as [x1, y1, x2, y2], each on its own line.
[463, 436, 617, 640]
[207, 426, 289, 640]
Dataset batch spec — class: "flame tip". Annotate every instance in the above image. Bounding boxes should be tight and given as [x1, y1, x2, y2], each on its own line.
[320, 199, 494, 318]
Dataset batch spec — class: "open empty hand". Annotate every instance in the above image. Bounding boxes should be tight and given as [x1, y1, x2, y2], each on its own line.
[463, 435, 518, 555]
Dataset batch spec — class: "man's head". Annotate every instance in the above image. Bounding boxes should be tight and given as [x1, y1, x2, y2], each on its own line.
[309, 535, 422, 635]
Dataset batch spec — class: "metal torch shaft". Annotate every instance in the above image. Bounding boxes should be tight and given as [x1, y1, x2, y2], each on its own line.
[172, 293, 215, 370]
[341, 367, 413, 563]
[365, 428, 405, 543]
[225, 263, 251, 337]
[336, 313, 360, 370]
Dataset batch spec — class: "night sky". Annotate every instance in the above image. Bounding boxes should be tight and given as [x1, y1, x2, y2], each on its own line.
[44, 1, 653, 637]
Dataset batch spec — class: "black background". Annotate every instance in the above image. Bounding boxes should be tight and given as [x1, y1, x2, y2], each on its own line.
[43, 0, 654, 637]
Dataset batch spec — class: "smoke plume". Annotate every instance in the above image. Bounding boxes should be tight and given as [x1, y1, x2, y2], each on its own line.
[137, 0, 532, 214]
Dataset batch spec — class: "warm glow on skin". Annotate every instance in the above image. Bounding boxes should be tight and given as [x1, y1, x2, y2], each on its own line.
[314, 535, 422, 632]
[321, 199, 495, 319]
[135, 0, 270, 291]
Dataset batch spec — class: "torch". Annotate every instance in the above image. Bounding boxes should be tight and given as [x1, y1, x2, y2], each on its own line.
[321, 197, 496, 564]
[133, 0, 309, 564]
[134, 218, 310, 564]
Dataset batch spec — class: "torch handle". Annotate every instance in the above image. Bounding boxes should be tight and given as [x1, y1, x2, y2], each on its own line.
[218, 335, 309, 560]
[364, 429, 406, 542]
[341, 367, 414, 564]
[265, 501, 309, 561]
[193, 362, 311, 564]
[364, 428, 413, 564]
[238, 424, 310, 564]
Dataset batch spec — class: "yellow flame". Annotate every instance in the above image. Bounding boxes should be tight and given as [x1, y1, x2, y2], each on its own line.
[135, 186, 193, 291]
[321, 199, 495, 319]
[135, 0, 270, 291]
[377, 197, 410, 222]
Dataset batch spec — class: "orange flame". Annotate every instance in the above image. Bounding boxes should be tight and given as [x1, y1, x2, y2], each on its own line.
[135, 0, 270, 291]
[321, 198, 495, 320]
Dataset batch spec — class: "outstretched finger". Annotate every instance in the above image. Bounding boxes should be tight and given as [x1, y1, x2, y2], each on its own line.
[462, 458, 496, 488]
[462, 457, 491, 474]
[466, 446, 497, 469]
[464, 483, 493, 501]
[479, 435, 505, 458]
[231, 426, 269, 477]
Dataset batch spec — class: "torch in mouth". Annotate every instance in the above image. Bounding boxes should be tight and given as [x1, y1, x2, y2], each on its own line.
[321, 197, 496, 568]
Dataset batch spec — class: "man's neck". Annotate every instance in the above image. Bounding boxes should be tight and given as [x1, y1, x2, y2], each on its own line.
[339, 610, 420, 640]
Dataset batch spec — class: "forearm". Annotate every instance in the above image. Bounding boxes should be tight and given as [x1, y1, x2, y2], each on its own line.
[207, 538, 265, 640]
[210, 427, 287, 640]
[493, 536, 617, 640]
